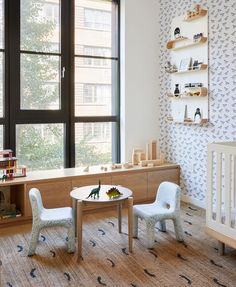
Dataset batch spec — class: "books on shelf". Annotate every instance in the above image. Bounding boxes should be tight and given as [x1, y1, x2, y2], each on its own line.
[0, 209, 22, 220]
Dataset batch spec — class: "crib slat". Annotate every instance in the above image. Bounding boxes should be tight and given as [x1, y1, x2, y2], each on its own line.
[216, 152, 222, 224]
[225, 153, 231, 227]
[207, 148, 213, 223]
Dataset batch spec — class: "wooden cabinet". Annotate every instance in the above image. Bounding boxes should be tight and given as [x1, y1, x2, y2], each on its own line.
[25, 180, 72, 217]
[147, 168, 179, 200]
[0, 164, 179, 226]
[111, 172, 147, 202]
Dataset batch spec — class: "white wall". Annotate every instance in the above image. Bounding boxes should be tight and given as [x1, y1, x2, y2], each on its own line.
[120, 0, 160, 162]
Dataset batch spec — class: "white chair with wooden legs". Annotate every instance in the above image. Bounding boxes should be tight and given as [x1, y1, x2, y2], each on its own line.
[133, 181, 184, 249]
[28, 188, 75, 256]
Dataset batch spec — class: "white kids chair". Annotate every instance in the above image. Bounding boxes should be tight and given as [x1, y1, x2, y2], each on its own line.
[133, 181, 184, 248]
[28, 188, 75, 256]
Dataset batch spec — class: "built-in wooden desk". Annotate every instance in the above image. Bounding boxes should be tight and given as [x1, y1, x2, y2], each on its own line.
[0, 163, 180, 226]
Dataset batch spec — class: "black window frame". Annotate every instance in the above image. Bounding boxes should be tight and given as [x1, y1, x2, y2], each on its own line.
[1, 0, 120, 169]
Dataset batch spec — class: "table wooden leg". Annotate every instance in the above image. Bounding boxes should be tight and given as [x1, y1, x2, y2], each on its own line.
[77, 200, 83, 262]
[127, 197, 133, 253]
[72, 198, 77, 238]
[117, 202, 122, 233]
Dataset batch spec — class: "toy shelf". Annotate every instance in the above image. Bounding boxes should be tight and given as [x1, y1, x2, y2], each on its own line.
[174, 64, 208, 74]
[167, 87, 208, 98]
[166, 37, 188, 49]
[184, 9, 207, 22]
[169, 37, 207, 51]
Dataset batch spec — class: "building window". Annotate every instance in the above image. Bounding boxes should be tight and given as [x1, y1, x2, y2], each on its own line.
[84, 8, 111, 31]
[2, 0, 119, 171]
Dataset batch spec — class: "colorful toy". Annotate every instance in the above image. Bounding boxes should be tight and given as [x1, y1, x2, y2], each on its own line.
[0, 150, 17, 181]
[106, 187, 123, 199]
[87, 180, 101, 199]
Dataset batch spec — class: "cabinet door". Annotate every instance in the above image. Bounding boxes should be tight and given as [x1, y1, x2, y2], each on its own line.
[25, 180, 72, 217]
[111, 172, 147, 202]
[147, 168, 180, 200]
[72, 175, 111, 189]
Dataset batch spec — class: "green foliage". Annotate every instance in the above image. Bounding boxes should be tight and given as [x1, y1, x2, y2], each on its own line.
[75, 138, 111, 166]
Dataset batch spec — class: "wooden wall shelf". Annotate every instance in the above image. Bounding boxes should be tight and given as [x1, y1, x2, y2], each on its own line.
[166, 37, 188, 49]
[169, 37, 207, 51]
[184, 9, 207, 22]
[167, 118, 208, 126]
[174, 64, 208, 74]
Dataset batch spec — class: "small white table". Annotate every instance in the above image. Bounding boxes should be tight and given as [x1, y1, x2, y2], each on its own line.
[70, 185, 133, 262]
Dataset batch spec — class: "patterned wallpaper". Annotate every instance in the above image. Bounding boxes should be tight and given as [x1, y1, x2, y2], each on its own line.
[159, 0, 236, 205]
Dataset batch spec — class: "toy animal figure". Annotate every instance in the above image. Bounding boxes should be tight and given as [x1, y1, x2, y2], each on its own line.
[87, 180, 101, 199]
[106, 187, 123, 199]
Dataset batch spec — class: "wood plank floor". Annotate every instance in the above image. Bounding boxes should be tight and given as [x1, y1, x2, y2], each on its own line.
[0, 203, 236, 287]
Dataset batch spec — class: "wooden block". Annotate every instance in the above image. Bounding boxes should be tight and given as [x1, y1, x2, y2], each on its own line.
[151, 140, 157, 160]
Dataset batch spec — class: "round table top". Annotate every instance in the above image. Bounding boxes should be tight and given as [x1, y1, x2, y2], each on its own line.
[70, 185, 133, 203]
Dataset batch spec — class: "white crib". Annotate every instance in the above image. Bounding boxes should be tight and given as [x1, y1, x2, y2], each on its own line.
[206, 142, 236, 254]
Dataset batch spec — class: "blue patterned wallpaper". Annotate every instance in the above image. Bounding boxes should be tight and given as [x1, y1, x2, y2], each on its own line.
[159, 0, 236, 205]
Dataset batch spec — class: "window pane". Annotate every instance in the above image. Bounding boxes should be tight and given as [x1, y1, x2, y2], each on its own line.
[21, 54, 60, 110]
[75, 122, 112, 167]
[0, 0, 4, 49]
[0, 125, 3, 150]
[75, 0, 116, 57]
[0, 52, 3, 117]
[21, 0, 60, 53]
[75, 58, 117, 116]
[16, 124, 64, 171]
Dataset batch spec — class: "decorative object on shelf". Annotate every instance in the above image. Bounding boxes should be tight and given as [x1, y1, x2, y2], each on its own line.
[185, 87, 208, 97]
[100, 166, 108, 172]
[111, 163, 122, 170]
[185, 83, 203, 88]
[87, 180, 101, 199]
[106, 187, 123, 199]
[193, 32, 203, 42]
[122, 162, 133, 169]
[194, 108, 202, 123]
[174, 27, 181, 38]
[132, 148, 145, 165]
[0, 149, 26, 181]
[185, 5, 207, 21]
[179, 57, 192, 71]
[165, 61, 178, 73]
[174, 84, 180, 97]
[83, 166, 89, 172]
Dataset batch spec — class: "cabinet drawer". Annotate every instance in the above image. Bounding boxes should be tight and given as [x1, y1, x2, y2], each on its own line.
[111, 172, 147, 202]
[25, 180, 72, 217]
[147, 168, 179, 200]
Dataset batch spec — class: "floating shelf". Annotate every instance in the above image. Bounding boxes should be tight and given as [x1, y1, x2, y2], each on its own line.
[184, 9, 207, 22]
[167, 117, 208, 126]
[174, 64, 208, 74]
[167, 87, 208, 98]
[169, 37, 207, 51]
[166, 37, 188, 49]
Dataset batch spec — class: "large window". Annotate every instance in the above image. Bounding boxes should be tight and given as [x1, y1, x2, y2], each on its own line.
[74, 0, 119, 167]
[1, 0, 119, 171]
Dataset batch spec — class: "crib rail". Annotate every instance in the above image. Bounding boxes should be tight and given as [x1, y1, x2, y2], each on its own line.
[207, 142, 236, 240]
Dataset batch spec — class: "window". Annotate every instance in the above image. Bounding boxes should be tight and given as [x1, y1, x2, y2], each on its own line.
[1, 0, 119, 171]
[74, 0, 119, 167]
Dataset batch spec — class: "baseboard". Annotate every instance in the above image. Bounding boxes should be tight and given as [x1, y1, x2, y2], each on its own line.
[181, 194, 206, 209]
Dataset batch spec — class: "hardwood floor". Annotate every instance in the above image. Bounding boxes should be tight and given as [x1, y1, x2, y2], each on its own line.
[0, 203, 236, 287]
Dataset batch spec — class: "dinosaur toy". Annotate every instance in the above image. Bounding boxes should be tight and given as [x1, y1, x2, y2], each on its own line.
[106, 187, 123, 199]
[87, 180, 101, 199]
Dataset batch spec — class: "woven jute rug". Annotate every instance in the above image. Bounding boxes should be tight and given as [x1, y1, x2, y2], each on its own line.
[0, 203, 236, 287]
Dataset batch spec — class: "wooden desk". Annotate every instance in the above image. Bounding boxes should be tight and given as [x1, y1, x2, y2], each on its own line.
[70, 185, 133, 262]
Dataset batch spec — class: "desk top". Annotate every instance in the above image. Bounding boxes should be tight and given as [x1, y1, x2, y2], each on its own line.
[70, 185, 132, 203]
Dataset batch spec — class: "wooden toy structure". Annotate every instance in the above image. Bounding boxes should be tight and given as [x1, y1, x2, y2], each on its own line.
[0, 150, 17, 180]
[132, 140, 165, 167]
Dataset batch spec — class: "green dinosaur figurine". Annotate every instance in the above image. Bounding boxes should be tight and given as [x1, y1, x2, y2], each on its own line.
[106, 187, 123, 199]
[87, 180, 101, 199]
